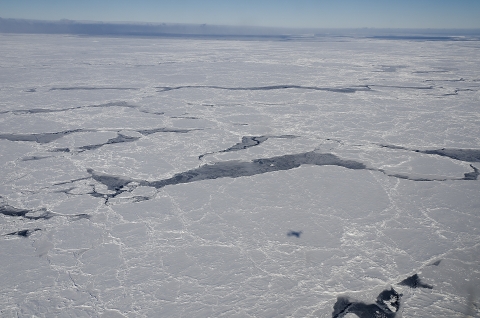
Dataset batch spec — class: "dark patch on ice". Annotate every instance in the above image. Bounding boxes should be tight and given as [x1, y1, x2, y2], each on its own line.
[22, 156, 51, 161]
[140, 110, 165, 115]
[156, 85, 370, 93]
[49, 148, 71, 153]
[0, 129, 86, 143]
[6, 228, 41, 237]
[287, 230, 302, 238]
[332, 288, 401, 318]
[199, 135, 296, 159]
[137, 128, 195, 135]
[0, 205, 54, 220]
[78, 134, 140, 152]
[398, 274, 433, 289]
[145, 152, 367, 189]
[430, 260, 442, 266]
[379, 144, 407, 150]
[25, 88, 36, 92]
[50, 87, 138, 91]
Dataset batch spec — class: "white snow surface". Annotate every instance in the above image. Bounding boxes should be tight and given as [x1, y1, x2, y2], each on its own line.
[0, 34, 479, 317]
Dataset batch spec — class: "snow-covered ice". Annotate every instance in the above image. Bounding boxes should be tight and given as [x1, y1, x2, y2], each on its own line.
[0, 33, 479, 317]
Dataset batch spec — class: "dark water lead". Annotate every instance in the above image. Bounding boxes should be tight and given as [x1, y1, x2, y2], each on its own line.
[0, 205, 54, 220]
[398, 274, 433, 289]
[87, 150, 479, 198]
[379, 165, 478, 181]
[6, 228, 41, 237]
[420, 149, 480, 162]
[145, 152, 367, 189]
[379, 144, 480, 163]
[0, 204, 89, 220]
[22, 156, 52, 161]
[2, 101, 137, 115]
[53, 126, 186, 152]
[332, 288, 401, 318]
[156, 85, 371, 93]
[0, 129, 87, 144]
[137, 128, 196, 135]
[85, 152, 365, 201]
[78, 134, 140, 152]
[50, 87, 138, 91]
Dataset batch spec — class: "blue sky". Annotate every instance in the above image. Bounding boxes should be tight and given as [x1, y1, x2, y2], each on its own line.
[1, 0, 479, 29]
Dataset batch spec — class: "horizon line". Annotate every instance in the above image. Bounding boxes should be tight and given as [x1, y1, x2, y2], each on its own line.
[1, 17, 480, 39]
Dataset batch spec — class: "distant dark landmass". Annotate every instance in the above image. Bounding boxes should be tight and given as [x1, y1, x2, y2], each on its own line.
[1, 17, 479, 40]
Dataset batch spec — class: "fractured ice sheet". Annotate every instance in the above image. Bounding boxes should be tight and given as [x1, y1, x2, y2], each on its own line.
[1, 33, 479, 317]
[86, 151, 478, 198]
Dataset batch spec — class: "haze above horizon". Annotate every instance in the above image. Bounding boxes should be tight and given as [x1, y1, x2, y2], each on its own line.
[1, 0, 479, 29]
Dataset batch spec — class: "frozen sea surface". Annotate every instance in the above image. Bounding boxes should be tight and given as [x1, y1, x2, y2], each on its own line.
[0, 34, 479, 317]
